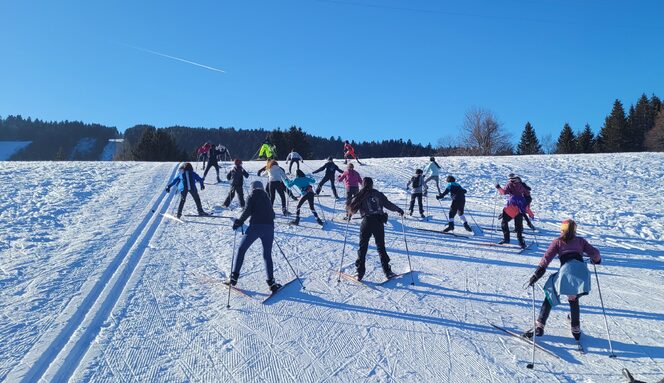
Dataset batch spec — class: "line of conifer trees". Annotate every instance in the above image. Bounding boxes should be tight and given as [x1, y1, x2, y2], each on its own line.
[515, 93, 663, 155]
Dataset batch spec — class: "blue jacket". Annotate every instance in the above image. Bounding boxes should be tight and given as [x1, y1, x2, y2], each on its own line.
[284, 176, 316, 194]
[168, 170, 204, 192]
[543, 259, 591, 307]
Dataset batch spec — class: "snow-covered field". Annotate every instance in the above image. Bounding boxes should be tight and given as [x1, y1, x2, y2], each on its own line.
[1, 154, 663, 383]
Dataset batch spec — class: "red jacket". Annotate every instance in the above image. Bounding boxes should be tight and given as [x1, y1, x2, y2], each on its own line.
[343, 143, 355, 155]
[539, 237, 601, 268]
[197, 143, 211, 155]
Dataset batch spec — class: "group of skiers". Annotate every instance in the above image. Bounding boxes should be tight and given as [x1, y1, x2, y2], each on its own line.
[168, 142, 604, 348]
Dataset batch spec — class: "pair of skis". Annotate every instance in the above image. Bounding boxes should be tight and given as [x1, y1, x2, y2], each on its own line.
[224, 278, 297, 304]
[335, 270, 411, 288]
[491, 323, 585, 362]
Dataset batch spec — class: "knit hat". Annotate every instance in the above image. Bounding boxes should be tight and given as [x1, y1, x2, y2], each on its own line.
[416, 169, 423, 174]
[446, 175, 456, 183]
[250, 180, 264, 191]
[508, 173, 518, 180]
[234, 159, 242, 166]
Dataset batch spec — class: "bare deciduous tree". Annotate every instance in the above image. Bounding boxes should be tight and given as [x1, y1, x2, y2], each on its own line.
[460, 107, 512, 155]
[540, 133, 555, 154]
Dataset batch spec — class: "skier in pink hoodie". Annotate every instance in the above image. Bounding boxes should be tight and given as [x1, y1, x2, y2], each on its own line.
[337, 163, 362, 220]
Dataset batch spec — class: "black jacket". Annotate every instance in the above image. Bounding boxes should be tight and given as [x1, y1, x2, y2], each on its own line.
[208, 146, 221, 164]
[226, 166, 249, 187]
[313, 162, 342, 177]
[237, 188, 275, 226]
[356, 189, 401, 218]
[440, 183, 467, 201]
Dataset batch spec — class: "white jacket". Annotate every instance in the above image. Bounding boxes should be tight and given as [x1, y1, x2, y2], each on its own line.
[286, 151, 302, 161]
[424, 161, 441, 176]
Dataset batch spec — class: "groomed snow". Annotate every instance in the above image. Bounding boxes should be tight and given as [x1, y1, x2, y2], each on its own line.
[1, 154, 663, 382]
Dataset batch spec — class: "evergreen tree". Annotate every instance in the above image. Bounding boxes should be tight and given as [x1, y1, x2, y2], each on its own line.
[626, 94, 654, 151]
[132, 127, 184, 161]
[555, 123, 577, 154]
[516, 122, 543, 155]
[54, 147, 67, 160]
[598, 99, 629, 152]
[645, 109, 664, 151]
[576, 124, 595, 153]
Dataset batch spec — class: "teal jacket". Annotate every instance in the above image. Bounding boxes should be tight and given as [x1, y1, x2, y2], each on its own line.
[284, 176, 316, 193]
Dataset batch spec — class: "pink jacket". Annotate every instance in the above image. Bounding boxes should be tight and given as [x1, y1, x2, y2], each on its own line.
[539, 237, 601, 268]
[338, 169, 362, 188]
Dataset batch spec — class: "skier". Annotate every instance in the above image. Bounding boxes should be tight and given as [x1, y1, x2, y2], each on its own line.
[406, 169, 426, 218]
[216, 144, 231, 162]
[257, 160, 291, 216]
[203, 144, 223, 183]
[165, 162, 209, 219]
[495, 174, 529, 248]
[337, 162, 362, 220]
[517, 176, 536, 230]
[258, 139, 275, 160]
[197, 142, 211, 169]
[285, 149, 303, 174]
[347, 177, 405, 280]
[436, 176, 472, 232]
[423, 156, 443, 195]
[525, 219, 601, 342]
[284, 170, 324, 226]
[313, 156, 343, 199]
[343, 140, 361, 164]
[223, 159, 250, 208]
[230, 180, 282, 292]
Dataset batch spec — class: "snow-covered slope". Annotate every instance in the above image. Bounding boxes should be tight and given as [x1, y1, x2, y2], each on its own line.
[1, 154, 663, 383]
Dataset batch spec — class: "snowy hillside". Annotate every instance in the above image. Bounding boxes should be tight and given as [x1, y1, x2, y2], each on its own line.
[1, 154, 663, 383]
[0, 141, 31, 160]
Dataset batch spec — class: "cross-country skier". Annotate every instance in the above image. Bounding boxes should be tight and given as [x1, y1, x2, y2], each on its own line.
[166, 162, 209, 219]
[203, 144, 223, 183]
[347, 177, 405, 280]
[436, 176, 472, 232]
[258, 139, 275, 160]
[257, 160, 291, 216]
[230, 180, 282, 292]
[313, 156, 343, 199]
[216, 144, 231, 162]
[223, 159, 250, 208]
[407, 169, 426, 218]
[343, 140, 361, 164]
[496, 174, 528, 248]
[197, 142, 211, 169]
[524, 219, 601, 342]
[284, 170, 324, 226]
[424, 156, 443, 195]
[285, 149, 303, 174]
[337, 162, 362, 220]
[517, 176, 536, 230]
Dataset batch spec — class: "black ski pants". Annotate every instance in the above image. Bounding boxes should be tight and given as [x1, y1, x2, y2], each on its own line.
[295, 191, 318, 218]
[449, 199, 465, 219]
[288, 159, 300, 173]
[223, 185, 245, 208]
[178, 189, 204, 217]
[268, 181, 287, 209]
[203, 161, 221, 181]
[356, 215, 391, 275]
[537, 297, 581, 330]
[316, 174, 339, 198]
[501, 211, 524, 241]
[409, 193, 424, 214]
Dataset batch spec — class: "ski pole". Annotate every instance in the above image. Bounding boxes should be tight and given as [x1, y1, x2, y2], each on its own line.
[400, 214, 415, 285]
[226, 226, 240, 309]
[593, 263, 617, 358]
[490, 180, 499, 240]
[315, 194, 327, 221]
[466, 211, 484, 235]
[332, 194, 338, 221]
[273, 237, 305, 289]
[526, 284, 536, 369]
[337, 217, 352, 283]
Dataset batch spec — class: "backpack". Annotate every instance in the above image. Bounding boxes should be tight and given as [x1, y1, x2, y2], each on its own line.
[412, 176, 421, 189]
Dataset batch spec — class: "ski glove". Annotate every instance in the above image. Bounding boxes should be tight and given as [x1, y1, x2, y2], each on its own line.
[165, 187, 171, 193]
[232, 219, 242, 231]
[396, 208, 405, 216]
[495, 184, 501, 189]
[528, 266, 546, 286]
[591, 258, 601, 265]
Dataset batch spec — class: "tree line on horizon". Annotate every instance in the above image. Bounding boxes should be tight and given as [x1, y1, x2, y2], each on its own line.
[2, 91, 663, 161]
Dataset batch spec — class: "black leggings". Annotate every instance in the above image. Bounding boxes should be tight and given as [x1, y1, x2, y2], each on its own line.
[538, 298, 580, 329]
[501, 211, 524, 240]
[409, 193, 423, 214]
[295, 191, 318, 218]
[356, 215, 391, 274]
[203, 161, 220, 180]
[223, 185, 245, 208]
[316, 174, 339, 198]
[268, 181, 287, 209]
[449, 199, 465, 218]
[178, 189, 204, 216]
[289, 160, 300, 173]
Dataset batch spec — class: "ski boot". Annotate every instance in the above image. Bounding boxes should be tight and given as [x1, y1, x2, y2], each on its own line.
[567, 314, 582, 341]
[290, 217, 300, 226]
[523, 325, 544, 339]
[498, 238, 510, 245]
[527, 220, 536, 230]
[198, 211, 210, 216]
[282, 208, 291, 216]
[176, 213, 182, 219]
[356, 267, 365, 281]
[518, 237, 527, 249]
[442, 222, 454, 233]
[463, 222, 472, 232]
[267, 279, 282, 293]
[316, 217, 325, 226]
[408, 210, 413, 216]
[228, 273, 239, 286]
[217, 178, 222, 183]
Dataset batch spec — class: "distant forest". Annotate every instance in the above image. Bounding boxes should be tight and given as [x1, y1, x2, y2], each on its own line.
[2, 91, 663, 161]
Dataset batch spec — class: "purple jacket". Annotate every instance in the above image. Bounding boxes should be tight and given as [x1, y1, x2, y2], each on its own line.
[539, 237, 601, 269]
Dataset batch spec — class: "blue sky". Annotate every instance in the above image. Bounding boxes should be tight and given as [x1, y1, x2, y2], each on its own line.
[2, 0, 663, 146]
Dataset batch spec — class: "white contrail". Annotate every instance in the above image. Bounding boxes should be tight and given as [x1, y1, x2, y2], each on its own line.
[122, 43, 226, 73]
